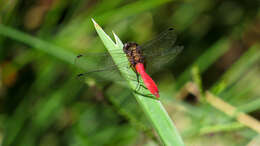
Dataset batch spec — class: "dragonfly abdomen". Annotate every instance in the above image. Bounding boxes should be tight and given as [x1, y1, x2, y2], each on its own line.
[123, 42, 159, 98]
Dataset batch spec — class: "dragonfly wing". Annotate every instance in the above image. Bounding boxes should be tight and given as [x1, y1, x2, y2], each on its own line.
[145, 45, 184, 75]
[75, 52, 137, 84]
[139, 28, 183, 74]
[75, 52, 122, 82]
[141, 28, 177, 56]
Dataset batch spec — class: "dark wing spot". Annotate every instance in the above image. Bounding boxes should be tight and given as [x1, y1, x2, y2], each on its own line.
[77, 54, 83, 58]
[77, 73, 84, 77]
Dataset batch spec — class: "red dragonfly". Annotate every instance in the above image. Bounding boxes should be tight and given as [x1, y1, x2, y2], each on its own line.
[76, 28, 183, 98]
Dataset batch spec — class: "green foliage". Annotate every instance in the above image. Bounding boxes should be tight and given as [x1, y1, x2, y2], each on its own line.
[92, 19, 184, 146]
[0, 0, 260, 146]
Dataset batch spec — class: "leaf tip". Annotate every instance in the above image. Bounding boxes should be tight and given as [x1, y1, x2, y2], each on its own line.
[112, 31, 122, 45]
[91, 18, 100, 28]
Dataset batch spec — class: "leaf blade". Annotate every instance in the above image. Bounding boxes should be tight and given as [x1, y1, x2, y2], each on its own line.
[92, 19, 185, 146]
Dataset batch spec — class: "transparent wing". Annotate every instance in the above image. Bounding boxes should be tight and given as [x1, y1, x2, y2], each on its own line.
[75, 28, 182, 83]
[140, 28, 183, 74]
[145, 46, 183, 75]
[74, 52, 137, 84]
[141, 28, 177, 56]
[75, 52, 117, 72]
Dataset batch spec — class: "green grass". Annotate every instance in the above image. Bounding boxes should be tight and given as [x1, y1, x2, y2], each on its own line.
[1, 1, 260, 146]
[176, 38, 230, 88]
[0, 24, 76, 64]
[92, 19, 184, 146]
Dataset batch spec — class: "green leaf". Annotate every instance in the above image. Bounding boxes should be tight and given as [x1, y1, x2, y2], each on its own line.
[0, 24, 76, 64]
[92, 18, 185, 146]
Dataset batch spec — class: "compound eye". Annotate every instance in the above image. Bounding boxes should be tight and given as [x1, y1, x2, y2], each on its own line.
[123, 43, 128, 48]
[123, 43, 129, 53]
[124, 43, 131, 50]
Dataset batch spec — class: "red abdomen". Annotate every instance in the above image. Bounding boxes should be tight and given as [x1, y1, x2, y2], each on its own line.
[135, 63, 159, 98]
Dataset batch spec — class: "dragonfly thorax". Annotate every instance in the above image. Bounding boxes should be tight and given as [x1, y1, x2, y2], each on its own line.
[123, 42, 145, 67]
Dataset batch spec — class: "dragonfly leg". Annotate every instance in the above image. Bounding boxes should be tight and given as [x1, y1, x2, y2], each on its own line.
[135, 74, 148, 90]
[135, 73, 141, 91]
[132, 65, 147, 91]
[134, 70, 148, 91]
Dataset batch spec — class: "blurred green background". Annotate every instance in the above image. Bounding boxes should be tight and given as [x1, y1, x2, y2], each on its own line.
[0, 0, 260, 145]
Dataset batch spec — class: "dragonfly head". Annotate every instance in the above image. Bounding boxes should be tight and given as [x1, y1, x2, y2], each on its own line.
[123, 42, 139, 54]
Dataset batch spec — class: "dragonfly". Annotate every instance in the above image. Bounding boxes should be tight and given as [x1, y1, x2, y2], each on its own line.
[76, 28, 183, 98]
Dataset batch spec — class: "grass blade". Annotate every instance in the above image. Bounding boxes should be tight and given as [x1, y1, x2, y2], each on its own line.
[92, 19, 184, 146]
[0, 24, 76, 64]
[176, 38, 230, 88]
[211, 44, 260, 93]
